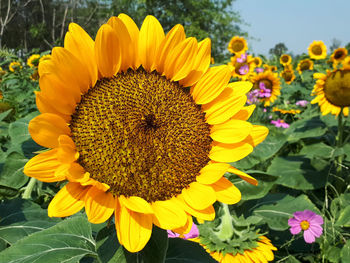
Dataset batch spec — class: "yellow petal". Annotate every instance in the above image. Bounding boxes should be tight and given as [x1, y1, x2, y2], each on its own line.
[155, 24, 185, 73]
[57, 135, 78, 163]
[209, 141, 253, 162]
[196, 162, 230, 184]
[231, 105, 256, 121]
[151, 198, 187, 229]
[85, 187, 115, 224]
[64, 23, 98, 87]
[191, 65, 231, 104]
[182, 182, 216, 210]
[51, 47, 90, 96]
[228, 81, 253, 96]
[172, 214, 193, 235]
[35, 91, 71, 122]
[107, 16, 134, 72]
[228, 166, 258, 186]
[118, 13, 140, 69]
[176, 195, 215, 221]
[210, 119, 252, 144]
[66, 162, 90, 183]
[210, 177, 241, 204]
[202, 86, 247, 125]
[244, 125, 269, 147]
[24, 149, 65, 182]
[48, 182, 89, 217]
[39, 73, 77, 115]
[138, 15, 165, 72]
[179, 38, 211, 87]
[163, 37, 198, 81]
[95, 24, 122, 78]
[119, 195, 154, 214]
[115, 204, 153, 253]
[29, 113, 70, 149]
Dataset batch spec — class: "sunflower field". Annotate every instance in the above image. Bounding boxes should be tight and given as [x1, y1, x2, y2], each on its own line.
[0, 3, 350, 263]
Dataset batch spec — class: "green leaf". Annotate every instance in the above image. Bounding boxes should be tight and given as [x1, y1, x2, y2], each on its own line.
[284, 255, 302, 263]
[335, 206, 350, 227]
[341, 240, 350, 263]
[285, 116, 327, 142]
[253, 194, 320, 231]
[234, 130, 287, 169]
[96, 226, 127, 263]
[0, 109, 13, 122]
[0, 152, 28, 189]
[0, 215, 97, 263]
[324, 245, 341, 263]
[299, 143, 334, 159]
[267, 156, 328, 190]
[165, 238, 217, 263]
[141, 226, 168, 263]
[230, 171, 277, 200]
[0, 199, 61, 245]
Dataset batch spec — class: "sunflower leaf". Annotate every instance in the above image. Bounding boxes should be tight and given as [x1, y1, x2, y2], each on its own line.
[0, 215, 97, 263]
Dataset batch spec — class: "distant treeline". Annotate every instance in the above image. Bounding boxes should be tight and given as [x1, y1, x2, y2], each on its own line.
[0, 0, 247, 61]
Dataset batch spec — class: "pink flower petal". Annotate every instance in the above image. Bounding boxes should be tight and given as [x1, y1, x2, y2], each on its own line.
[310, 214, 324, 225]
[290, 225, 302, 235]
[309, 225, 323, 237]
[167, 230, 179, 238]
[184, 223, 199, 239]
[288, 217, 300, 227]
[303, 229, 316, 243]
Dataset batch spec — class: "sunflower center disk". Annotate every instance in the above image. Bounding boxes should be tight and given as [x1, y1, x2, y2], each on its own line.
[324, 70, 350, 107]
[300, 61, 310, 71]
[232, 41, 244, 53]
[70, 68, 212, 202]
[255, 79, 273, 90]
[311, 45, 322, 55]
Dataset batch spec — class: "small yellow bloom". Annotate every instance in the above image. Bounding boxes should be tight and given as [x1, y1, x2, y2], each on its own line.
[9, 61, 22, 72]
[308, 41, 327, 60]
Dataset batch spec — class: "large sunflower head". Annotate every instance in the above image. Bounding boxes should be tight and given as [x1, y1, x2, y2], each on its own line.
[297, 59, 314, 74]
[24, 14, 268, 253]
[228, 36, 248, 54]
[311, 69, 350, 116]
[308, 40, 327, 60]
[280, 54, 292, 66]
[331, 47, 348, 63]
[280, 68, 296, 84]
[251, 71, 281, 106]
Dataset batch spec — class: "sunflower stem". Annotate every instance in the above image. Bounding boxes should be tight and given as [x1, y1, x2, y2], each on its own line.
[216, 203, 234, 241]
[335, 109, 345, 192]
[22, 177, 36, 199]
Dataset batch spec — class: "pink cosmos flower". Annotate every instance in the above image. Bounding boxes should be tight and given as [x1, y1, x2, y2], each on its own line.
[255, 67, 264, 73]
[258, 82, 271, 98]
[238, 64, 249, 75]
[296, 100, 309, 107]
[167, 223, 199, 239]
[270, 119, 289, 128]
[288, 210, 324, 243]
[236, 53, 247, 63]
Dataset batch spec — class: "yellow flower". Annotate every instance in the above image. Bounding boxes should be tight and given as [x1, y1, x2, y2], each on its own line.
[308, 40, 327, 60]
[263, 64, 277, 72]
[252, 56, 262, 67]
[9, 61, 22, 72]
[280, 54, 292, 66]
[311, 69, 350, 116]
[280, 68, 296, 84]
[228, 36, 248, 54]
[192, 235, 277, 263]
[342, 56, 350, 70]
[251, 71, 281, 106]
[331, 47, 348, 63]
[39, 54, 51, 63]
[23, 14, 268, 253]
[273, 107, 301, 114]
[27, 54, 41, 68]
[228, 54, 254, 80]
[297, 59, 314, 74]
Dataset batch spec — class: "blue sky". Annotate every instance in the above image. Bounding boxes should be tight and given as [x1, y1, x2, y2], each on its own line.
[233, 0, 350, 56]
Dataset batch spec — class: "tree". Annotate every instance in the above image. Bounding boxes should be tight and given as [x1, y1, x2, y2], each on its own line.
[329, 38, 342, 53]
[269, 42, 288, 58]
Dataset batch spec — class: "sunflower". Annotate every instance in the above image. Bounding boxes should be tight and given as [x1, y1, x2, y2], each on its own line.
[228, 54, 254, 80]
[39, 54, 51, 63]
[9, 61, 22, 72]
[297, 59, 314, 74]
[331, 47, 348, 63]
[342, 56, 350, 70]
[252, 56, 262, 67]
[280, 68, 295, 84]
[228, 36, 248, 54]
[311, 69, 350, 116]
[251, 71, 281, 106]
[308, 41, 327, 60]
[263, 64, 277, 72]
[27, 54, 41, 68]
[280, 54, 292, 66]
[192, 235, 277, 263]
[24, 14, 268, 253]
